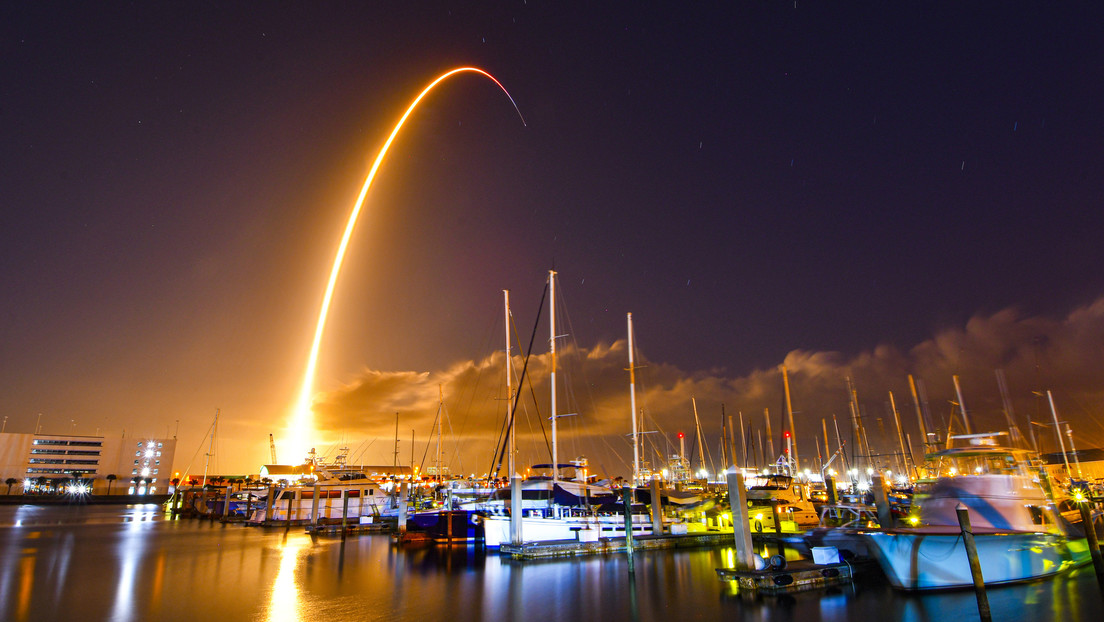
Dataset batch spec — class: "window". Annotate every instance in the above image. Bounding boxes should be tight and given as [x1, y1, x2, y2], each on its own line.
[132, 469, 137, 475]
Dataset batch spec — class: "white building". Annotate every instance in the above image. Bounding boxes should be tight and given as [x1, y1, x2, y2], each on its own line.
[0, 432, 177, 495]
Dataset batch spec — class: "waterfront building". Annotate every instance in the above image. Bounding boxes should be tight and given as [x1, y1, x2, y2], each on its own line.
[0, 432, 177, 495]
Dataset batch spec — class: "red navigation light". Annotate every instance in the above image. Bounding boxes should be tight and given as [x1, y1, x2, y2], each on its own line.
[677, 432, 684, 439]
[783, 431, 791, 438]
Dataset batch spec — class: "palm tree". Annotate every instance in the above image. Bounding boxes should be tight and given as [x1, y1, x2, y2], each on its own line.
[106, 474, 117, 496]
[5, 478, 17, 495]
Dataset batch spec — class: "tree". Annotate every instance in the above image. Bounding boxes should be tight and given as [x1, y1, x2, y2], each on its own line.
[5, 478, 17, 495]
[106, 474, 117, 496]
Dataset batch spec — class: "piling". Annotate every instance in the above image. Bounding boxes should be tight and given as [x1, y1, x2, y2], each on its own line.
[956, 503, 992, 622]
[341, 490, 350, 540]
[510, 475, 522, 545]
[621, 485, 635, 574]
[825, 476, 837, 505]
[397, 482, 409, 535]
[222, 485, 232, 519]
[264, 484, 275, 522]
[311, 484, 321, 526]
[872, 474, 892, 527]
[771, 501, 783, 534]
[1078, 501, 1104, 597]
[726, 471, 756, 570]
[650, 477, 663, 535]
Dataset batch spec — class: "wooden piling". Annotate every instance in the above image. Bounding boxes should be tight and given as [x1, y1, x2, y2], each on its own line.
[726, 471, 756, 570]
[1078, 501, 1104, 600]
[622, 485, 635, 574]
[650, 477, 663, 535]
[311, 484, 321, 526]
[222, 485, 232, 519]
[873, 474, 892, 527]
[341, 490, 350, 540]
[397, 482, 409, 534]
[264, 484, 275, 523]
[825, 475, 837, 505]
[956, 504, 992, 622]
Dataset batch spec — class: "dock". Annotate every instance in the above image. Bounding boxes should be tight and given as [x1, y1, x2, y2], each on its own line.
[499, 532, 736, 559]
[715, 559, 858, 594]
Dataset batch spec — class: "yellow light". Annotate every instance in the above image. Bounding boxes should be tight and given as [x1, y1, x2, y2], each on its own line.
[908, 516, 920, 526]
[287, 67, 525, 462]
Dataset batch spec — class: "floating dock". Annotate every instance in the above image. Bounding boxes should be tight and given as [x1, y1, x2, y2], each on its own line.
[500, 532, 736, 559]
[715, 559, 857, 594]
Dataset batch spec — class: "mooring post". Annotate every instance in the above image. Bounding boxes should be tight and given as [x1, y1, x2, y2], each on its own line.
[510, 474, 522, 545]
[957, 503, 992, 622]
[311, 484, 321, 526]
[771, 500, 783, 534]
[264, 484, 275, 523]
[1077, 502, 1104, 590]
[398, 482, 409, 534]
[825, 475, 837, 505]
[622, 485, 635, 574]
[650, 477, 663, 535]
[873, 474, 892, 527]
[341, 490, 350, 540]
[726, 471, 756, 570]
[222, 485, 232, 519]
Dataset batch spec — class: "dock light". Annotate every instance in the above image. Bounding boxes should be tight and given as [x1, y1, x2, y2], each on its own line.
[886, 470, 893, 478]
[974, 466, 984, 474]
[857, 482, 870, 492]
[866, 467, 874, 476]
[908, 516, 920, 527]
[1073, 489, 1086, 502]
[948, 468, 958, 476]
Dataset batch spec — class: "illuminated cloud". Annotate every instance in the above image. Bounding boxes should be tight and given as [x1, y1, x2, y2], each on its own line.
[309, 297, 1104, 476]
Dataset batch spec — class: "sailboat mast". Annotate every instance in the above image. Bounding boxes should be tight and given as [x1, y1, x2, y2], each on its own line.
[692, 397, 705, 477]
[908, 374, 930, 453]
[952, 375, 973, 435]
[202, 408, 218, 487]
[1047, 390, 1072, 477]
[628, 312, 639, 486]
[781, 365, 799, 471]
[436, 384, 443, 482]
[549, 270, 558, 485]
[504, 290, 514, 479]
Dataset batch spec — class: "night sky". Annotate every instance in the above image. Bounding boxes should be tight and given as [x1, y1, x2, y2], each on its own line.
[3, 3, 1103, 478]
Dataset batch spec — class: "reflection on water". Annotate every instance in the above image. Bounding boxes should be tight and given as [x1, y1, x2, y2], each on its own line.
[0, 504, 1101, 621]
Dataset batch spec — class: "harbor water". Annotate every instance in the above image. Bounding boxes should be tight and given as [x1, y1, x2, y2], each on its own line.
[1, 504, 1101, 621]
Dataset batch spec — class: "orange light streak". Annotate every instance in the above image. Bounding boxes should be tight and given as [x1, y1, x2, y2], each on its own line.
[286, 67, 524, 463]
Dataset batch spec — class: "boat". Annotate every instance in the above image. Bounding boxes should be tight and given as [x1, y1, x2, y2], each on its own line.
[862, 435, 1091, 590]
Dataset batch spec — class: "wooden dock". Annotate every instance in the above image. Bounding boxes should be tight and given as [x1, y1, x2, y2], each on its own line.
[500, 532, 736, 559]
[715, 559, 856, 594]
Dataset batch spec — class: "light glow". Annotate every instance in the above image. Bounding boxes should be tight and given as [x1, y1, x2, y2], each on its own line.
[286, 67, 525, 462]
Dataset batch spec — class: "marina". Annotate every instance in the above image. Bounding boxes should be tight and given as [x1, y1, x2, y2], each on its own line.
[2, 503, 1103, 622]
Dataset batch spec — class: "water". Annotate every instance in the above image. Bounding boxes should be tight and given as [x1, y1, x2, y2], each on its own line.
[1, 504, 1102, 621]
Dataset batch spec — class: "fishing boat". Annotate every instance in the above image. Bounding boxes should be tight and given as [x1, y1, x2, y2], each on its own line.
[862, 436, 1091, 590]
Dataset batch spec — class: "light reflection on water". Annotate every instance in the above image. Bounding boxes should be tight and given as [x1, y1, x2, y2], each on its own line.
[0, 504, 1101, 621]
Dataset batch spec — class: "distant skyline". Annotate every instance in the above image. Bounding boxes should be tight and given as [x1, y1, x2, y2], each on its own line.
[2, 4, 1101, 476]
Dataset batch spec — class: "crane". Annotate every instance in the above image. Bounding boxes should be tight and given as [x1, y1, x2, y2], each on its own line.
[269, 433, 278, 464]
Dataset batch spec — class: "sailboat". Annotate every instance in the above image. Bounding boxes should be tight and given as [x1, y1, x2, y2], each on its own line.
[480, 271, 651, 547]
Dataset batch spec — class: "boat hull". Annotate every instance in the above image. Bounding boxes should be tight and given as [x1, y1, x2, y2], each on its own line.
[864, 530, 1089, 590]
[481, 514, 653, 548]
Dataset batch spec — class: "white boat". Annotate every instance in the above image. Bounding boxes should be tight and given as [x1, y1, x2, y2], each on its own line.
[481, 504, 654, 547]
[862, 438, 1091, 590]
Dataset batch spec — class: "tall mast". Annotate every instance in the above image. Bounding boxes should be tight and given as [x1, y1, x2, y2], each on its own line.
[549, 270, 558, 485]
[889, 391, 910, 478]
[202, 408, 219, 487]
[692, 397, 705, 476]
[628, 312, 639, 486]
[436, 384, 443, 482]
[504, 290, 514, 479]
[763, 408, 773, 461]
[907, 374, 930, 453]
[781, 365, 799, 471]
[1047, 391, 1071, 477]
[952, 375, 973, 435]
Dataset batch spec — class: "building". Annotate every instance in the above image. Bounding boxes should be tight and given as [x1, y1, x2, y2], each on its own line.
[0, 432, 177, 495]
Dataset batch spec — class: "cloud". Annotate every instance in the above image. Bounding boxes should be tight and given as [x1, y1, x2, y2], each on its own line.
[309, 297, 1104, 477]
